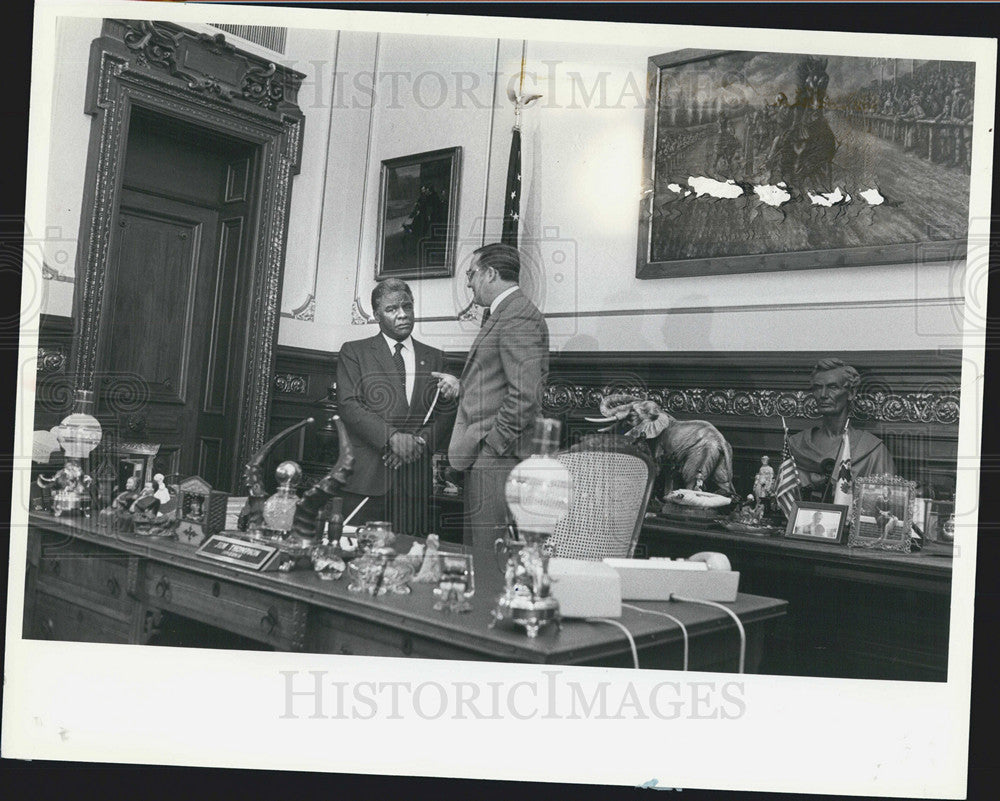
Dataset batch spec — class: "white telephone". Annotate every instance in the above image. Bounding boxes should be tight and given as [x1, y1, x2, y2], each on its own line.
[604, 551, 739, 602]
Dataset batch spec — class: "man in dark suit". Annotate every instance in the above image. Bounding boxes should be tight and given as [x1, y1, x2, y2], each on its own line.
[441, 243, 549, 551]
[336, 279, 454, 535]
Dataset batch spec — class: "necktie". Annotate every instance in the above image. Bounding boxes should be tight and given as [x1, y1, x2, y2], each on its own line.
[480, 307, 491, 327]
[392, 342, 406, 399]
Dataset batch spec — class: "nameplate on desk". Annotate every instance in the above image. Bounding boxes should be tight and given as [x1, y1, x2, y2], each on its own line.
[197, 534, 279, 570]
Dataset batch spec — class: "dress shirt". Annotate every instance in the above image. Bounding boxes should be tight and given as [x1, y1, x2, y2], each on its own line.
[381, 332, 415, 405]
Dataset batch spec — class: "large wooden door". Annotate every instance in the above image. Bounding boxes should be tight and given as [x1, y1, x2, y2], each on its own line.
[100, 109, 256, 489]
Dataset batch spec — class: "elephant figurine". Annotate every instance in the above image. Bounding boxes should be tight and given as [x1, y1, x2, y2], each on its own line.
[587, 393, 735, 497]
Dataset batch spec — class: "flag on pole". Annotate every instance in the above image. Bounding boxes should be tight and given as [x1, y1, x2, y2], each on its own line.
[501, 125, 521, 248]
[775, 421, 801, 519]
[832, 421, 853, 511]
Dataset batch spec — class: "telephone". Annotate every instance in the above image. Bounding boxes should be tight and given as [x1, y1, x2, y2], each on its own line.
[604, 551, 739, 602]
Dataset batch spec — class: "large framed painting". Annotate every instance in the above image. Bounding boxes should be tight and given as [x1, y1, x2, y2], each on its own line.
[637, 49, 974, 278]
[375, 146, 462, 280]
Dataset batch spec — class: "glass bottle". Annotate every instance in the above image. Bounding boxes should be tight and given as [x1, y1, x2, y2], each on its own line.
[327, 496, 344, 543]
[262, 461, 301, 535]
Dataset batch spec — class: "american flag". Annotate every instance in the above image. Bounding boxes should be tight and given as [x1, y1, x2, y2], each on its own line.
[775, 432, 801, 519]
[501, 126, 521, 248]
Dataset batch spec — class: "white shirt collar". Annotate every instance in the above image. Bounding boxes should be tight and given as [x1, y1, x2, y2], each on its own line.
[381, 332, 413, 353]
[490, 286, 519, 315]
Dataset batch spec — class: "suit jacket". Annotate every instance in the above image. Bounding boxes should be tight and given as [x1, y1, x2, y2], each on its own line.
[337, 334, 451, 497]
[448, 289, 549, 471]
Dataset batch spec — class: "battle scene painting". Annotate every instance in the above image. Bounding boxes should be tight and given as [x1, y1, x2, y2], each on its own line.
[637, 50, 974, 277]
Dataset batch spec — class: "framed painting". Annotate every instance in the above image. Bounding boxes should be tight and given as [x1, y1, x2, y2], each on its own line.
[375, 146, 462, 280]
[637, 49, 973, 278]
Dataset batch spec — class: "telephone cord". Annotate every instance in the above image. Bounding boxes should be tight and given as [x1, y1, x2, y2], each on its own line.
[669, 595, 746, 674]
[622, 603, 689, 671]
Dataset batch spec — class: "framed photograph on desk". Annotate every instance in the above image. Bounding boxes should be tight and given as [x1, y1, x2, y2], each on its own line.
[784, 501, 849, 544]
[849, 474, 916, 553]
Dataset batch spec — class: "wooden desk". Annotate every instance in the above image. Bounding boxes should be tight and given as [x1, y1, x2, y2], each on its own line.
[639, 517, 953, 681]
[22, 513, 786, 672]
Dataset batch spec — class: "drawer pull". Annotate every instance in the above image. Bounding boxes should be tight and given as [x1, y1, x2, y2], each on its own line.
[107, 577, 121, 598]
[260, 607, 279, 636]
[401, 636, 413, 656]
[155, 577, 171, 600]
[212, 581, 221, 598]
[51, 560, 61, 576]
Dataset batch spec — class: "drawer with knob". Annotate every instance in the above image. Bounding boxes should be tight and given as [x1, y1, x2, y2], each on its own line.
[307, 608, 483, 661]
[37, 537, 138, 616]
[32, 590, 132, 644]
[143, 565, 307, 650]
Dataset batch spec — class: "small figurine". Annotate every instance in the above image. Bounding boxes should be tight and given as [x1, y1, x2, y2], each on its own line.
[692, 470, 705, 491]
[152, 473, 172, 505]
[129, 481, 156, 514]
[113, 476, 139, 510]
[433, 555, 473, 613]
[752, 455, 775, 500]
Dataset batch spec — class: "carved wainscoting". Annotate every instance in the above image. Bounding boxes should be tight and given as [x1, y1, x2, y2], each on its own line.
[271, 347, 961, 497]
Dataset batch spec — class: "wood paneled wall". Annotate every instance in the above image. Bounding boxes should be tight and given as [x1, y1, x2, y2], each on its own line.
[33, 316, 960, 499]
[271, 345, 962, 499]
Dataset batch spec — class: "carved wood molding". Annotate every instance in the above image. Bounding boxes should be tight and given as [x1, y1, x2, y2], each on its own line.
[36, 346, 68, 374]
[120, 20, 302, 111]
[274, 373, 308, 395]
[70, 20, 306, 488]
[542, 383, 960, 425]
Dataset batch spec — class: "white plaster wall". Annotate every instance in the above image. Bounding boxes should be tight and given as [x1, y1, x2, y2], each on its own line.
[281, 33, 968, 354]
[36, 20, 969, 354]
[36, 15, 102, 319]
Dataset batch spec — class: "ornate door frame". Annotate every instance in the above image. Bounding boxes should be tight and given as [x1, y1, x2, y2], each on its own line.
[72, 19, 305, 485]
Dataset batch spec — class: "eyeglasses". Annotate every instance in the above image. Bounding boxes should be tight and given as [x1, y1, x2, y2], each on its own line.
[465, 267, 480, 279]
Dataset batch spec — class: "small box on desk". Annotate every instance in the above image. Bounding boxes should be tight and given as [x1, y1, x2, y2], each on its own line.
[603, 558, 740, 603]
[548, 558, 622, 618]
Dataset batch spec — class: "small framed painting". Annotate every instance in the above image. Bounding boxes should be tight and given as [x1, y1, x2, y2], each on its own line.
[375, 147, 461, 280]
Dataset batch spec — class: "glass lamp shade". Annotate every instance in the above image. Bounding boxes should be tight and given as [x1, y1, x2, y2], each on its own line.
[54, 390, 102, 459]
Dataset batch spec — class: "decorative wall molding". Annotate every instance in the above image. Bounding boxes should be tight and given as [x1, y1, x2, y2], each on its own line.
[121, 20, 301, 110]
[274, 373, 309, 395]
[280, 293, 315, 321]
[271, 345, 961, 490]
[414, 295, 963, 325]
[542, 383, 960, 425]
[41, 262, 74, 283]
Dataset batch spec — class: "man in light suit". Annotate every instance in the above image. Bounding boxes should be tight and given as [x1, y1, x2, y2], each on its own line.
[438, 243, 550, 551]
[336, 279, 454, 535]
